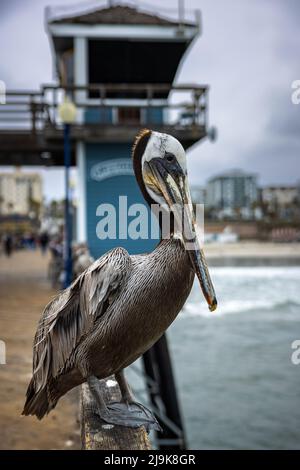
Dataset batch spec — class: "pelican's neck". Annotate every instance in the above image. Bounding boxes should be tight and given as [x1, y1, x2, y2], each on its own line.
[149, 235, 194, 285]
[153, 233, 186, 258]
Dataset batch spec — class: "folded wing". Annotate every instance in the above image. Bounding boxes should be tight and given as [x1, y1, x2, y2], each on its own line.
[23, 247, 131, 417]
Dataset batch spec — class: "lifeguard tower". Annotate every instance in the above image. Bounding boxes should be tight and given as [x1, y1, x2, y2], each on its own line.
[45, 1, 208, 258]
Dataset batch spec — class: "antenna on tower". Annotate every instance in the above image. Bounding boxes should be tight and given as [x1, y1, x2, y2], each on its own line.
[178, 0, 185, 33]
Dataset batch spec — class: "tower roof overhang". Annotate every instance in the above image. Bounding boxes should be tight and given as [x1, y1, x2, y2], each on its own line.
[48, 4, 197, 28]
[48, 4, 199, 49]
[47, 4, 200, 91]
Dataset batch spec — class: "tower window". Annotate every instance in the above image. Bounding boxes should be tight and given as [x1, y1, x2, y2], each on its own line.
[118, 107, 141, 125]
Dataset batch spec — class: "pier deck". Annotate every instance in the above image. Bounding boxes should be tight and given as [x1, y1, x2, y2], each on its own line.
[0, 250, 80, 450]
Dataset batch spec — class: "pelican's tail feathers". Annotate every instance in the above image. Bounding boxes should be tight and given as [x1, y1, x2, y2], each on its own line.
[22, 378, 56, 420]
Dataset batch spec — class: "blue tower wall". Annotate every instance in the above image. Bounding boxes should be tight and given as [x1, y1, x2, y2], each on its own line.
[85, 108, 113, 124]
[84, 143, 160, 259]
[84, 107, 164, 125]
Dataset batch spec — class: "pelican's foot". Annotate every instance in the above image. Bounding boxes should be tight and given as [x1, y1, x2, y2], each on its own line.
[97, 401, 161, 433]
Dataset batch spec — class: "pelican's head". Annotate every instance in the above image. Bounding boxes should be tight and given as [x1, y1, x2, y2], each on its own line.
[133, 129, 217, 312]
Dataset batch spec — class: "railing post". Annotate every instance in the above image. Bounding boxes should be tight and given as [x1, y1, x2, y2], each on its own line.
[30, 95, 36, 134]
[193, 89, 199, 126]
[146, 85, 153, 125]
[205, 87, 208, 129]
[100, 85, 106, 124]
[53, 87, 57, 126]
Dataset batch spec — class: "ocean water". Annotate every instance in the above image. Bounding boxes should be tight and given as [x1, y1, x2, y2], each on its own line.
[129, 266, 300, 449]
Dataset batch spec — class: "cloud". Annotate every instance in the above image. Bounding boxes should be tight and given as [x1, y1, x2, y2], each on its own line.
[185, 0, 300, 186]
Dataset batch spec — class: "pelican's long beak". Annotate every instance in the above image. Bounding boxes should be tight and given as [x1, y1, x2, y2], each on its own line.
[144, 158, 217, 311]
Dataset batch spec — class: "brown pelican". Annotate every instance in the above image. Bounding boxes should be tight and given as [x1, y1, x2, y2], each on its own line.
[23, 129, 217, 430]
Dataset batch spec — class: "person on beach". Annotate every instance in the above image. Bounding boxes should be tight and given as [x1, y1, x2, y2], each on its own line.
[3, 233, 13, 257]
[39, 232, 49, 255]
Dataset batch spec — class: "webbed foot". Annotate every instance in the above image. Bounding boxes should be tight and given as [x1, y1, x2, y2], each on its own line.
[87, 375, 161, 432]
[101, 400, 161, 432]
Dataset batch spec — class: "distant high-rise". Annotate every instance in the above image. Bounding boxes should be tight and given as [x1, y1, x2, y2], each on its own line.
[206, 170, 258, 212]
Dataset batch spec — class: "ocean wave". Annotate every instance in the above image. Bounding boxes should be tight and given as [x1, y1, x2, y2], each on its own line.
[181, 299, 300, 318]
[210, 267, 300, 280]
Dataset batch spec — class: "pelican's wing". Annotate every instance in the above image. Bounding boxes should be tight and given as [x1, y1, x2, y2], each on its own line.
[32, 247, 131, 390]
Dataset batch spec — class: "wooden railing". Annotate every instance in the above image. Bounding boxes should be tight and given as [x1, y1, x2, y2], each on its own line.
[80, 377, 151, 450]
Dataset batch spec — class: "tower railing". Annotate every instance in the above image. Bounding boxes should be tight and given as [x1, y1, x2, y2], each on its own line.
[0, 83, 208, 133]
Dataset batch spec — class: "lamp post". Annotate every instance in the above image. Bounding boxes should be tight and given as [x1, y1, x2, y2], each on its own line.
[58, 97, 77, 288]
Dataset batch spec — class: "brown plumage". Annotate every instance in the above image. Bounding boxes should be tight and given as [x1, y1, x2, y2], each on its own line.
[23, 241, 193, 419]
[23, 129, 216, 420]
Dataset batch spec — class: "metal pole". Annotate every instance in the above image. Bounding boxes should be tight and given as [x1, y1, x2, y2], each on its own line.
[142, 347, 159, 405]
[142, 334, 187, 449]
[64, 123, 72, 288]
[153, 335, 186, 449]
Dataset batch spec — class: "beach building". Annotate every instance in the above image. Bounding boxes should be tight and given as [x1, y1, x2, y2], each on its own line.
[261, 186, 298, 208]
[0, 169, 42, 216]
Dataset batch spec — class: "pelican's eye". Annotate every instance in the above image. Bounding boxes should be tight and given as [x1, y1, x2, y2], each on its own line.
[165, 152, 175, 162]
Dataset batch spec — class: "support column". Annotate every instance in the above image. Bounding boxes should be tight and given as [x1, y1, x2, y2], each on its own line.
[76, 141, 87, 242]
[74, 35, 87, 243]
[74, 36, 87, 120]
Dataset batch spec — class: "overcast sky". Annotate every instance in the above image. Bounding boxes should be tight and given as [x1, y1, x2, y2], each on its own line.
[0, 0, 299, 200]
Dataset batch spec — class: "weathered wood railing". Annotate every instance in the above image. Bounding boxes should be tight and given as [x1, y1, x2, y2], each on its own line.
[0, 83, 208, 132]
[80, 377, 151, 450]
[0, 83, 208, 166]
